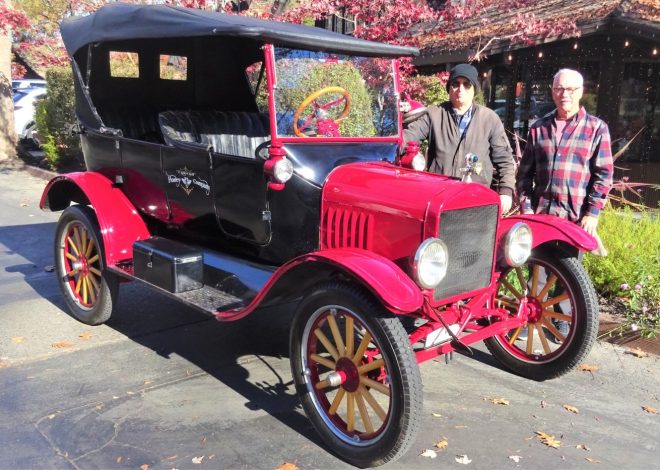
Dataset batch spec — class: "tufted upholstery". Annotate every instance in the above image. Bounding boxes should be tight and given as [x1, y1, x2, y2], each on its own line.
[99, 107, 163, 143]
[159, 110, 270, 159]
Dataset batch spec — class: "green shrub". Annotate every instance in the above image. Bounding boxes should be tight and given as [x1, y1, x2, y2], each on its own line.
[583, 206, 660, 337]
[34, 67, 81, 170]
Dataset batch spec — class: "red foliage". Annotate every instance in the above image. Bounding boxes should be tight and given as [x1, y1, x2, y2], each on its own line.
[0, 0, 31, 35]
[11, 62, 27, 79]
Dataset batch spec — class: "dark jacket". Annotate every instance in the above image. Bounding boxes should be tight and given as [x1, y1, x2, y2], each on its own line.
[403, 102, 515, 195]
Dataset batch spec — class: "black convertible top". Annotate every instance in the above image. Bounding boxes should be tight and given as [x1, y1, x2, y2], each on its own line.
[60, 3, 418, 58]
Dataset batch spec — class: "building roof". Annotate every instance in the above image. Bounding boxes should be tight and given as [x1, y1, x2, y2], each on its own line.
[416, 0, 659, 63]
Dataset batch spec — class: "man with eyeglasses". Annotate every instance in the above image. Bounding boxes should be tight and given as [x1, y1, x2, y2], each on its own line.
[516, 68, 613, 342]
[403, 63, 515, 213]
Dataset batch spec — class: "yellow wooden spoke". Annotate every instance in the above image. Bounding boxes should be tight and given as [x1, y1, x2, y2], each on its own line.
[66, 268, 80, 278]
[81, 229, 88, 258]
[535, 323, 551, 355]
[66, 236, 80, 256]
[359, 385, 386, 421]
[525, 327, 534, 354]
[515, 267, 528, 294]
[360, 376, 390, 397]
[542, 310, 571, 322]
[347, 392, 355, 432]
[508, 326, 523, 345]
[531, 265, 540, 297]
[502, 279, 523, 299]
[87, 271, 99, 291]
[497, 298, 520, 310]
[352, 332, 373, 365]
[315, 379, 331, 390]
[65, 252, 78, 262]
[542, 293, 570, 308]
[311, 353, 335, 370]
[72, 227, 83, 255]
[82, 274, 89, 304]
[355, 388, 374, 434]
[358, 358, 384, 375]
[87, 254, 99, 265]
[542, 317, 565, 342]
[74, 276, 83, 294]
[537, 274, 558, 300]
[89, 266, 102, 277]
[87, 276, 97, 304]
[328, 388, 346, 415]
[345, 316, 354, 358]
[327, 314, 346, 357]
[314, 328, 339, 360]
[85, 237, 95, 258]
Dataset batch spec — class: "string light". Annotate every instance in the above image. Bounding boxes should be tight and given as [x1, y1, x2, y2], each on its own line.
[653, 48, 658, 56]
[538, 51, 543, 58]
[507, 54, 513, 61]
[624, 40, 630, 47]
[483, 72, 488, 78]
[573, 42, 578, 50]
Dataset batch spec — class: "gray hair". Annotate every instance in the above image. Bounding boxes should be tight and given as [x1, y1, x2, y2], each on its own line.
[553, 68, 584, 87]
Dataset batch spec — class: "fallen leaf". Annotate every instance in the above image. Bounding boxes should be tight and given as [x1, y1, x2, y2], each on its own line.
[490, 398, 509, 405]
[455, 454, 472, 464]
[191, 456, 204, 464]
[165, 455, 177, 461]
[431, 412, 442, 418]
[47, 413, 56, 420]
[541, 400, 548, 408]
[627, 348, 648, 358]
[20, 202, 28, 207]
[536, 431, 561, 448]
[275, 464, 298, 470]
[563, 405, 579, 414]
[78, 332, 93, 340]
[420, 449, 437, 459]
[208, 454, 215, 459]
[140, 465, 148, 470]
[642, 405, 658, 415]
[435, 438, 448, 450]
[44, 265, 55, 272]
[144, 380, 153, 386]
[508, 455, 522, 463]
[576, 444, 591, 451]
[455, 425, 468, 429]
[115, 456, 122, 464]
[51, 341, 74, 349]
[578, 364, 599, 372]
[585, 458, 601, 464]
[95, 404, 103, 411]
[11, 336, 26, 344]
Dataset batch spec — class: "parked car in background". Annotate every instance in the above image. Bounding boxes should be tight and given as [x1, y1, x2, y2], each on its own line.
[12, 78, 46, 90]
[13, 86, 46, 148]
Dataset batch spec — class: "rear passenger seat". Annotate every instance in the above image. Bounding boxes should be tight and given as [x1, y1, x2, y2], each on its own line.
[99, 107, 164, 143]
[159, 110, 270, 159]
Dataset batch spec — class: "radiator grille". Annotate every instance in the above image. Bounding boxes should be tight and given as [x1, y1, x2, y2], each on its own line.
[322, 207, 374, 250]
[434, 205, 498, 300]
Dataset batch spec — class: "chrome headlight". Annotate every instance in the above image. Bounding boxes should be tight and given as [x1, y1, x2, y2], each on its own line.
[413, 238, 449, 289]
[272, 157, 294, 183]
[504, 222, 532, 267]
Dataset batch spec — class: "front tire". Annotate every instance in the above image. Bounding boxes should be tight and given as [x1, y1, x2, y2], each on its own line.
[290, 282, 421, 468]
[485, 251, 598, 381]
[54, 205, 118, 325]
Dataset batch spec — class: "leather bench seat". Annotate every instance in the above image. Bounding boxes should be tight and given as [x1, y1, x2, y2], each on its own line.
[159, 110, 270, 159]
[99, 107, 163, 143]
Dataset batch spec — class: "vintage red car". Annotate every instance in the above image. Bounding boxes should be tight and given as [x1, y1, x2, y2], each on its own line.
[40, 4, 599, 467]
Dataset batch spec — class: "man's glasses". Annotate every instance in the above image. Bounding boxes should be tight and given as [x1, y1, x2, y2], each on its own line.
[450, 80, 473, 90]
[551, 86, 581, 95]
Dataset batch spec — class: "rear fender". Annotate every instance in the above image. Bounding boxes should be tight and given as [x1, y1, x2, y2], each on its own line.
[499, 214, 597, 254]
[250, 249, 423, 317]
[40, 172, 150, 265]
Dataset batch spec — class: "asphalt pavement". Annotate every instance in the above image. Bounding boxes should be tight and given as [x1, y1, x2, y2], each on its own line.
[1, 163, 659, 470]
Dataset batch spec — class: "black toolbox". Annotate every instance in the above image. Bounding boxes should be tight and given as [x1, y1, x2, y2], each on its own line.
[133, 237, 203, 293]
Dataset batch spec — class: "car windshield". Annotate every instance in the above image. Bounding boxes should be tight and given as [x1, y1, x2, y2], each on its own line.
[271, 48, 400, 139]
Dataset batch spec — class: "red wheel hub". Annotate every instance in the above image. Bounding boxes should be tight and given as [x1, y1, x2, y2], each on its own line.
[335, 357, 360, 392]
[523, 297, 544, 323]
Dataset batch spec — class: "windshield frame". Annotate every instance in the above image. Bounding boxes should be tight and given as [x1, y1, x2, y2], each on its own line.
[264, 44, 403, 146]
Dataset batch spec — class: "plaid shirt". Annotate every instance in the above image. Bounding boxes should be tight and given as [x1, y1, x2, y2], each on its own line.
[517, 107, 613, 222]
[452, 105, 473, 138]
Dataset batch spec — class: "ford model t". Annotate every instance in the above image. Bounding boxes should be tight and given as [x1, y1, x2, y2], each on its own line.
[41, 4, 599, 467]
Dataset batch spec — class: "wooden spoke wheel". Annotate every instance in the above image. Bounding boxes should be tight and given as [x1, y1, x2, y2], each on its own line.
[54, 205, 118, 325]
[290, 282, 421, 468]
[485, 252, 598, 381]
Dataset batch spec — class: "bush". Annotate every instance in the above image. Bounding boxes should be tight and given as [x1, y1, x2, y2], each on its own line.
[583, 206, 660, 337]
[35, 67, 81, 170]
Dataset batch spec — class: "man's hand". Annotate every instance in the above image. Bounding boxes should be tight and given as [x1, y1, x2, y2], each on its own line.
[581, 215, 599, 236]
[499, 194, 512, 213]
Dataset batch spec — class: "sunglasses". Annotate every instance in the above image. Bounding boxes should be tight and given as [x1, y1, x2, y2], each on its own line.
[450, 80, 473, 90]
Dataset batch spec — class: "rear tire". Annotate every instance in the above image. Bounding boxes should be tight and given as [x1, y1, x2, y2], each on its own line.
[54, 205, 118, 325]
[290, 282, 421, 467]
[485, 252, 598, 381]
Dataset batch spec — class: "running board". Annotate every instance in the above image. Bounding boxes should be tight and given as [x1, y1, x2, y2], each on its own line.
[110, 237, 277, 316]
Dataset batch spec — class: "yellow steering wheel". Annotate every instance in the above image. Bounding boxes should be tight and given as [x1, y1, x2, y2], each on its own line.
[293, 86, 352, 137]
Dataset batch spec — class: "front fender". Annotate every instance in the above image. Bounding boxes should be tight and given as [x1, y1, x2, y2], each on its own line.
[40, 172, 150, 265]
[499, 214, 597, 252]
